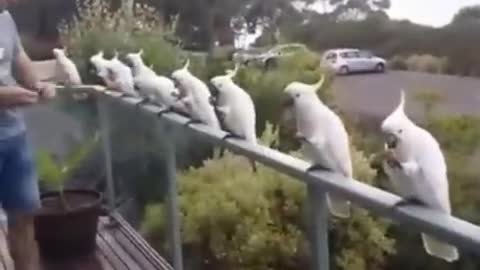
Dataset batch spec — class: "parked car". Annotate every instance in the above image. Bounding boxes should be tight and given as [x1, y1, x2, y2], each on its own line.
[232, 43, 307, 70]
[321, 48, 387, 75]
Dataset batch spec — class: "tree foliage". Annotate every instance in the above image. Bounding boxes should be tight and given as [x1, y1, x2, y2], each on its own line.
[451, 5, 480, 25]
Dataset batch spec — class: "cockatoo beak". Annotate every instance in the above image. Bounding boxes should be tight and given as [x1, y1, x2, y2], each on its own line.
[125, 58, 134, 68]
[207, 81, 219, 97]
[172, 78, 180, 89]
[171, 91, 181, 101]
[385, 133, 399, 149]
[282, 97, 294, 108]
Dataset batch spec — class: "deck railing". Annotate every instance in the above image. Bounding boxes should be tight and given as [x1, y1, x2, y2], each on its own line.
[58, 86, 480, 270]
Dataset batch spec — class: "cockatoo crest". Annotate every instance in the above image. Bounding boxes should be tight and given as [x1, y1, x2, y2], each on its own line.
[89, 50, 110, 76]
[224, 63, 240, 79]
[90, 50, 104, 62]
[381, 90, 411, 134]
[112, 50, 120, 60]
[171, 58, 192, 84]
[126, 49, 145, 70]
[182, 58, 190, 70]
[52, 47, 67, 58]
[210, 64, 241, 92]
[284, 74, 325, 98]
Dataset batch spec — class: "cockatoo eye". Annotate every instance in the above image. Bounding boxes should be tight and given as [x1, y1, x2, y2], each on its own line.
[398, 129, 403, 134]
[295, 93, 300, 98]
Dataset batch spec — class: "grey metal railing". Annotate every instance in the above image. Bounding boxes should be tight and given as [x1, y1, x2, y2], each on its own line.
[66, 86, 480, 270]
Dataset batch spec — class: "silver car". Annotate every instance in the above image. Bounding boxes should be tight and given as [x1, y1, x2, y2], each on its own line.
[321, 48, 387, 75]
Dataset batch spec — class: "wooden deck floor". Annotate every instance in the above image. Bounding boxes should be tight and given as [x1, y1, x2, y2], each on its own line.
[0, 213, 172, 270]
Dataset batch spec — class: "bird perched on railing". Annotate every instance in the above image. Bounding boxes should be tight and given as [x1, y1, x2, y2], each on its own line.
[89, 50, 137, 97]
[89, 50, 111, 82]
[171, 59, 220, 129]
[107, 51, 137, 97]
[209, 64, 258, 172]
[52, 47, 82, 86]
[125, 49, 186, 113]
[282, 75, 353, 219]
[125, 49, 156, 78]
[381, 90, 459, 262]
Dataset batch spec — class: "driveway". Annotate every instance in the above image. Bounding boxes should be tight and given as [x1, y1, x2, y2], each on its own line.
[332, 71, 480, 122]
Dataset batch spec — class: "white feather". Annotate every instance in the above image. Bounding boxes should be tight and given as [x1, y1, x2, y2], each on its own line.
[284, 76, 352, 218]
[53, 48, 82, 85]
[106, 52, 137, 96]
[171, 59, 220, 129]
[210, 66, 256, 144]
[382, 90, 459, 262]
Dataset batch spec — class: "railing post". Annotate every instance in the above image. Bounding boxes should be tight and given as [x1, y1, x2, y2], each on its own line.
[164, 125, 184, 270]
[307, 183, 329, 270]
[97, 97, 116, 215]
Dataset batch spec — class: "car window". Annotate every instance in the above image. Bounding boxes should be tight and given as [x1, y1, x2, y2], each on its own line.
[359, 50, 373, 58]
[326, 53, 337, 60]
[340, 51, 359, 58]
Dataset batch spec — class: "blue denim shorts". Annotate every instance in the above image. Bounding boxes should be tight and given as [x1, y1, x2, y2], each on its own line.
[0, 132, 40, 216]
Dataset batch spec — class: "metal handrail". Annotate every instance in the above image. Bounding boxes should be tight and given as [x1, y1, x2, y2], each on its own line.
[63, 86, 480, 270]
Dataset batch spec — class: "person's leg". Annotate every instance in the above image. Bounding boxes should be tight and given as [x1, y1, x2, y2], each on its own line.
[2, 133, 41, 270]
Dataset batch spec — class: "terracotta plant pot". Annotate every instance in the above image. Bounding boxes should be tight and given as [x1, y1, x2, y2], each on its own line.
[34, 189, 103, 260]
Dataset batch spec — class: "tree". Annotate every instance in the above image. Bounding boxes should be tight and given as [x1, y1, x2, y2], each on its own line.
[329, 0, 391, 21]
[451, 5, 480, 25]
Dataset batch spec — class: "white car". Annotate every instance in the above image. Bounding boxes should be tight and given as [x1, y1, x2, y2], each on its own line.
[321, 48, 387, 75]
[232, 43, 307, 70]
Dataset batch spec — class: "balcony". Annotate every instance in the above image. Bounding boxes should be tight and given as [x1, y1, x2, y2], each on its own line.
[0, 82, 479, 270]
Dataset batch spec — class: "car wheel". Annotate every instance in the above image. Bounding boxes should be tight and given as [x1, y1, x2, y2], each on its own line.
[339, 66, 349, 75]
[375, 63, 385, 73]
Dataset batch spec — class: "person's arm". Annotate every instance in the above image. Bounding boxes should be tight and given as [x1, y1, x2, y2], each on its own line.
[9, 12, 55, 100]
[13, 46, 40, 91]
[0, 86, 39, 108]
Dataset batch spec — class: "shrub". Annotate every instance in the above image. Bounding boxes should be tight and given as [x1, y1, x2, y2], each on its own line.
[404, 54, 448, 74]
[141, 123, 395, 270]
[387, 55, 408, 70]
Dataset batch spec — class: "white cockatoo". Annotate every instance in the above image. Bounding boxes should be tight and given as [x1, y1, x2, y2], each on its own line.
[125, 49, 186, 112]
[210, 64, 257, 172]
[52, 48, 82, 86]
[125, 49, 156, 78]
[171, 59, 220, 129]
[381, 90, 459, 262]
[106, 51, 137, 96]
[283, 75, 353, 218]
[89, 50, 111, 80]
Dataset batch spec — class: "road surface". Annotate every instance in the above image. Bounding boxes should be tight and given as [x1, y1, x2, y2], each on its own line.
[332, 71, 479, 122]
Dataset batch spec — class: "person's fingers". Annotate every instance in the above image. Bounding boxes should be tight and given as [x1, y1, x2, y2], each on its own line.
[18, 87, 39, 96]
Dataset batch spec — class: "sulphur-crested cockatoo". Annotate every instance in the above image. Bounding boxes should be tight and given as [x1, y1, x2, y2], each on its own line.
[52, 48, 82, 86]
[381, 90, 459, 262]
[283, 75, 353, 218]
[171, 59, 220, 129]
[210, 64, 257, 172]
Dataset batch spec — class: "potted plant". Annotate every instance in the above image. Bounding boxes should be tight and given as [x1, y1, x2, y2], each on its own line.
[34, 134, 103, 260]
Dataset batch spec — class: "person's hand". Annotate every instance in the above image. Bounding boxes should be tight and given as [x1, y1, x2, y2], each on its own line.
[0, 86, 39, 107]
[35, 81, 56, 100]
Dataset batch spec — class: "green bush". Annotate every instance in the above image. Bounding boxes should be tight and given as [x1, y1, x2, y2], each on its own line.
[404, 54, 449, 74]
[388, 54, 449, 74]
[141, 123, 395, 270]
[387, 55, 408, 70]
